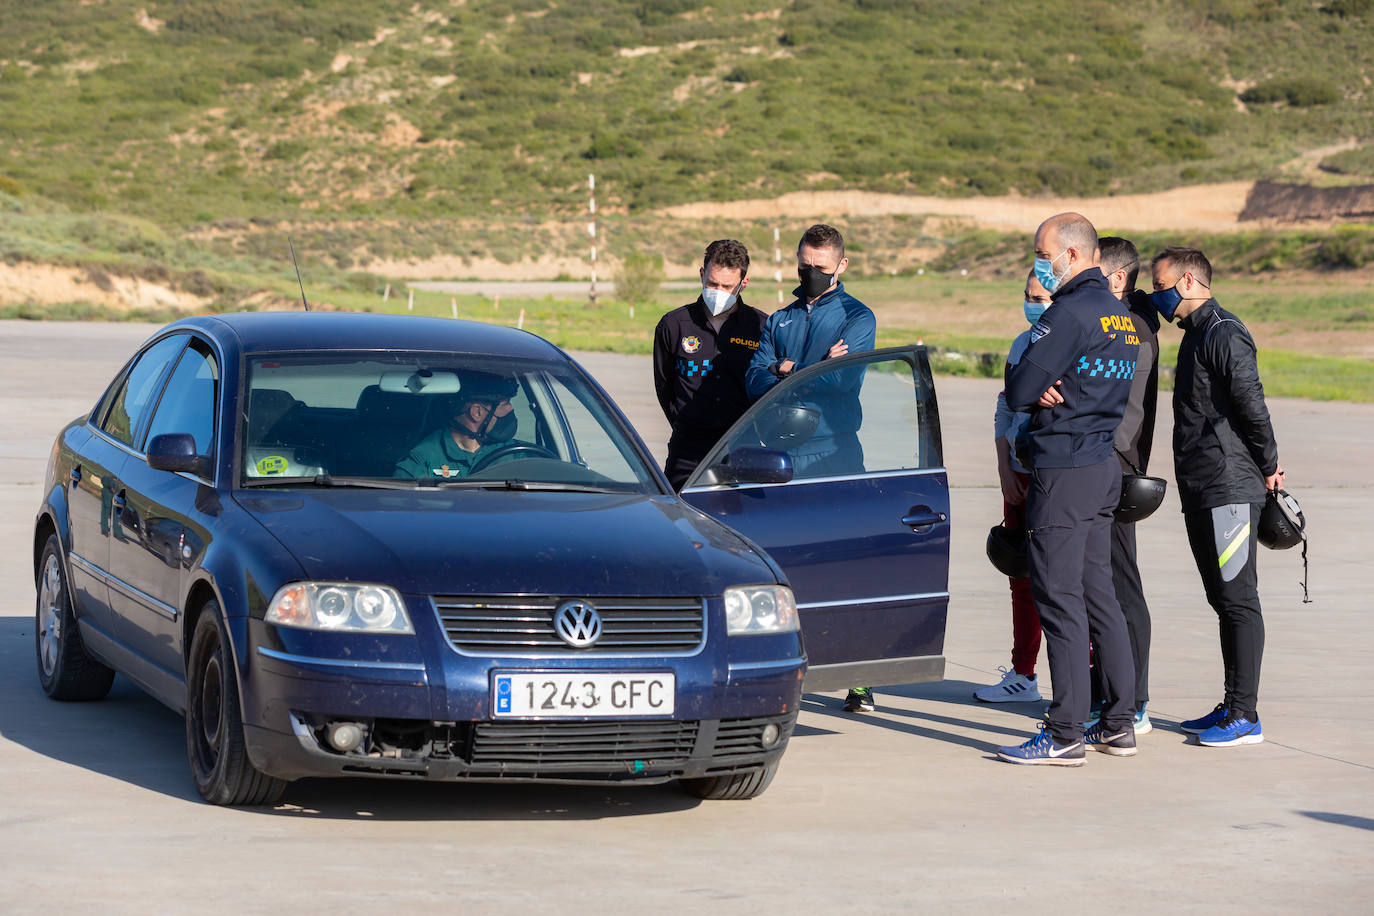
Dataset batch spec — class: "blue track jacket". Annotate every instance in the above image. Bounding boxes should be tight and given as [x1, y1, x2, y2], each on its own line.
[745, 282, 877, 441]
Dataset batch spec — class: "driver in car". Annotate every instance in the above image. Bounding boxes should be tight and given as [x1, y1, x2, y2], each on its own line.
[395, 371, 520, 480]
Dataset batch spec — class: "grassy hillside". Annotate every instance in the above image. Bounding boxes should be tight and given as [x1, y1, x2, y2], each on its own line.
[1, 0, 1372, 224]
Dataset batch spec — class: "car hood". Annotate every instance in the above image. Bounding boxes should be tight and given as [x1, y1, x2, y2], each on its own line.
[233, 489, 775, 598]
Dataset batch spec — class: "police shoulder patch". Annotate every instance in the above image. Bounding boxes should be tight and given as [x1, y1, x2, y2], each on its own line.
[1030, 320, 1051, 343]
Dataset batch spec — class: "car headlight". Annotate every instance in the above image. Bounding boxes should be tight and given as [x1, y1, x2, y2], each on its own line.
[264, 583, 413, 634]
[723, 585, 799, 636]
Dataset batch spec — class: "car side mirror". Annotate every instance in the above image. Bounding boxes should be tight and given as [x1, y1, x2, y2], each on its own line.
[716, 446, 794, 485]
[147, 433, 210, 478]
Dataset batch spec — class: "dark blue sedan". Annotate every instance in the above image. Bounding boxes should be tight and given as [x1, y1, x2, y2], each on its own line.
[33, 312, 948, 805]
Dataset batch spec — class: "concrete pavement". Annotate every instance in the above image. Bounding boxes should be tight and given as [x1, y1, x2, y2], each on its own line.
[0, 319, 1370, 914]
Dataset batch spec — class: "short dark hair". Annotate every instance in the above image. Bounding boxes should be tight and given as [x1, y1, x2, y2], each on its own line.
[1099, 236, 1139, 291]
[798, 223, 845, 259]
[1151, 246, 1212, 285]
[703, 239, 750, 277]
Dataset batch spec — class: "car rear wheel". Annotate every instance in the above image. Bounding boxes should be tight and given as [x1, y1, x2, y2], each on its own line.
[36, 534, 115, 701]
[680, 760, 779, 800]
[186, 604, 287, 806]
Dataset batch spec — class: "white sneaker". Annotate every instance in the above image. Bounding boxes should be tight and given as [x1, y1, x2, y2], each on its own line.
[974, 667, 1041, 703]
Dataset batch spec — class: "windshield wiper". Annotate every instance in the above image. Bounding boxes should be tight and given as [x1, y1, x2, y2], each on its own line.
[243, 474, 419, 490]
[428, 478, 625, 493]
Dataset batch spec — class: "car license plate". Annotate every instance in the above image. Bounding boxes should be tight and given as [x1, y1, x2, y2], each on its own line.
[492, 672, 675, 718]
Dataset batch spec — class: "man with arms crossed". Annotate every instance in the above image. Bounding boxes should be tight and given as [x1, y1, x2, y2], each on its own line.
[1000, 213, 1139, 766]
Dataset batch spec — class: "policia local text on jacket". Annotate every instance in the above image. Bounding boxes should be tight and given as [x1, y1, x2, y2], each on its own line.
[1005, 267, 1139, 747]
[1173, 297, 1280, 728]
[745, 282, 876, 475]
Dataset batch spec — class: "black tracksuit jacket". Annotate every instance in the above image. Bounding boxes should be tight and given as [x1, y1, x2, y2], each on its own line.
[1172, 298, 1279, 512]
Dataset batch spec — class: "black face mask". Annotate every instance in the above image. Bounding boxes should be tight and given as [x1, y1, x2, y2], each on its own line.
[797, 264, 836, 300]
[473, 409, 517, 445]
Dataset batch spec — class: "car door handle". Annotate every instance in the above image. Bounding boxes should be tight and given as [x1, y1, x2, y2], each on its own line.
[112, 492, 127, 513]
[901, 507, 947, 531]
[69, 466, 82, 485]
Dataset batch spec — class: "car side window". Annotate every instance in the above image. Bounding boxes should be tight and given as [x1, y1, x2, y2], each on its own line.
[99, 335, 188, 447]
[692, 350, 941, 486]
[144, 341, 219, 460]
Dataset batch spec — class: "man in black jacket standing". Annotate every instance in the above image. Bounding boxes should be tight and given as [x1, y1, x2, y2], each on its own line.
[999, 213, 1140, 766]
[653, 239, 766, 489]
[1097, 237, 1159, 734]
[1151, 246, 1284, 748]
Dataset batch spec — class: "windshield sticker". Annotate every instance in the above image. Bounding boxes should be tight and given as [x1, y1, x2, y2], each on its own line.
[255, 455, 289, 476]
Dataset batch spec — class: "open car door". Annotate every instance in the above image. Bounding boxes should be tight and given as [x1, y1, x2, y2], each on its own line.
[680, 346, 949, 692]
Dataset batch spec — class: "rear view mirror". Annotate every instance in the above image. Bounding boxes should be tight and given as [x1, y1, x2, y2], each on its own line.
[379, 369, 460, 394]
[751, 404, 819, 449]
[716, 447, 794, 485]
[147, 433, 210, 478]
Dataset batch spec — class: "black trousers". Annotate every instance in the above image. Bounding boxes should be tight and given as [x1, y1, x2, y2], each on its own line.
[1184, 503, 1264, 720]
[1092, 519, 1152, 709]
[664, 431, 724, 490]
[1027, 458, 1136, 744]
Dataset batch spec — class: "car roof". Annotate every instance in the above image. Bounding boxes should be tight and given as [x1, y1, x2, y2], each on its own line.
[167, 311, 567, 362]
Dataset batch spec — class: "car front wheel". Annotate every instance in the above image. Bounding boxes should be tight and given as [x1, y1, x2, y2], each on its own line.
[185, 604, 286, 806]
[680, 760, 780, 800]
[36, 533, 114, 701]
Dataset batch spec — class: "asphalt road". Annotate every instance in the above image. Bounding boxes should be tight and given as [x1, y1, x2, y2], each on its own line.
[1, 320, 1370, 914]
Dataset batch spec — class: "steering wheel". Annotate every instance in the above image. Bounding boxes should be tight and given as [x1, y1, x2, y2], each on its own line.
[469, 442, 558, 474]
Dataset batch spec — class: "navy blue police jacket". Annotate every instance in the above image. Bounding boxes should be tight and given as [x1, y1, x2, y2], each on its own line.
[1006, 268, 1140, 469]
[744, 281, 877, 440]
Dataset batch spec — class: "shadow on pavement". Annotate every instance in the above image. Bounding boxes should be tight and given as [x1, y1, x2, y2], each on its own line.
[1, 617, 703, 820]
[1298, 811, 1374, 832]
[801, 692, 1024, 754]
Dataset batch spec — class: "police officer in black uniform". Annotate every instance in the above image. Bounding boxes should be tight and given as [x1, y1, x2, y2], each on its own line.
[1152, 246, 1283, 748]
[1096, 236, 1159, 730]
[652, 239, 765, 489]
[998, 213, 1140, 766]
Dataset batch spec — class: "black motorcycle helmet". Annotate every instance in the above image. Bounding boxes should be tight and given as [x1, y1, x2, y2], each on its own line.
[1258, 487, 1305, 550]
[986, 524, 1029, 579]
[1115, 475, 1167, 523]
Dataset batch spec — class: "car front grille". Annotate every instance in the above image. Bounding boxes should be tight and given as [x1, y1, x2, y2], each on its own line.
[468, 720, 699, 769]
[432, 595, 706, 654]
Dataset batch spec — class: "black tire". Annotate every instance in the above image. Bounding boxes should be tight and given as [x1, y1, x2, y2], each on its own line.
[35, 533, 115, 701]
[186, 604, 287, 806]
[681, 760, 780, 800]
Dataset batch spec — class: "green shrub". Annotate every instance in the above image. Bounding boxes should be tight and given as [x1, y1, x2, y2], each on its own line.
[614, 252, 665, 305]
[1241, 78, 1340, 106]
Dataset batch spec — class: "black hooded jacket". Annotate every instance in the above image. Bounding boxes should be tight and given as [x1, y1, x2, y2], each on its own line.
[1172, 298, 1279, 512]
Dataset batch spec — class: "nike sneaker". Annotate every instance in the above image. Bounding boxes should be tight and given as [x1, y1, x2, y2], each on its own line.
[1134, 706, 1152, 735]
[1181, 703, 1229, 735]
[1197, 714, 1263, 747]
[997, 726, 1085, 766]
[1084, 721, 1138, 756]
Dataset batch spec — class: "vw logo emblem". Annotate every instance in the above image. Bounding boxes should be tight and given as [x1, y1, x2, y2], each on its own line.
[553, 600, 602, 648]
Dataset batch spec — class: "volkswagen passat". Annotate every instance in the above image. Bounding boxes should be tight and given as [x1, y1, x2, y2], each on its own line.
[34, 312, 949, 805]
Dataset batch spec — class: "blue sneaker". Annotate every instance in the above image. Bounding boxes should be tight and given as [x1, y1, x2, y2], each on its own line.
[1134, 706, 1152, 735]
[1083, 702, 1103, 730]
[1197, 714, 1263, 747]
[1181, 703, 1229, 735]
[997, 726, 1085, 767]
[1084, 721, 1137, 757]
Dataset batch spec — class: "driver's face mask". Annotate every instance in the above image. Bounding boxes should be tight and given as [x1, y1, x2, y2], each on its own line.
[461, 399, 516, 444]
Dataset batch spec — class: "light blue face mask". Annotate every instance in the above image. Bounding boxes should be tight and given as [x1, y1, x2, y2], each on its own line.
[1024, 300, 1048, 325]
[1033, 249, 1070, 294]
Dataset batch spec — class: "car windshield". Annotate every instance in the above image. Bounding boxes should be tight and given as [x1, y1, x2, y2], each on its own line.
[240, 351, 660, 493]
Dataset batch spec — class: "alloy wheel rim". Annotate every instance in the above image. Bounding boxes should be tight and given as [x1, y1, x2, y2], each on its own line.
[38, 554, 62, 677]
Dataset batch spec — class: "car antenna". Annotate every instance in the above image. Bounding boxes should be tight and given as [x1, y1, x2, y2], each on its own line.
[288, 236, 310, 311]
